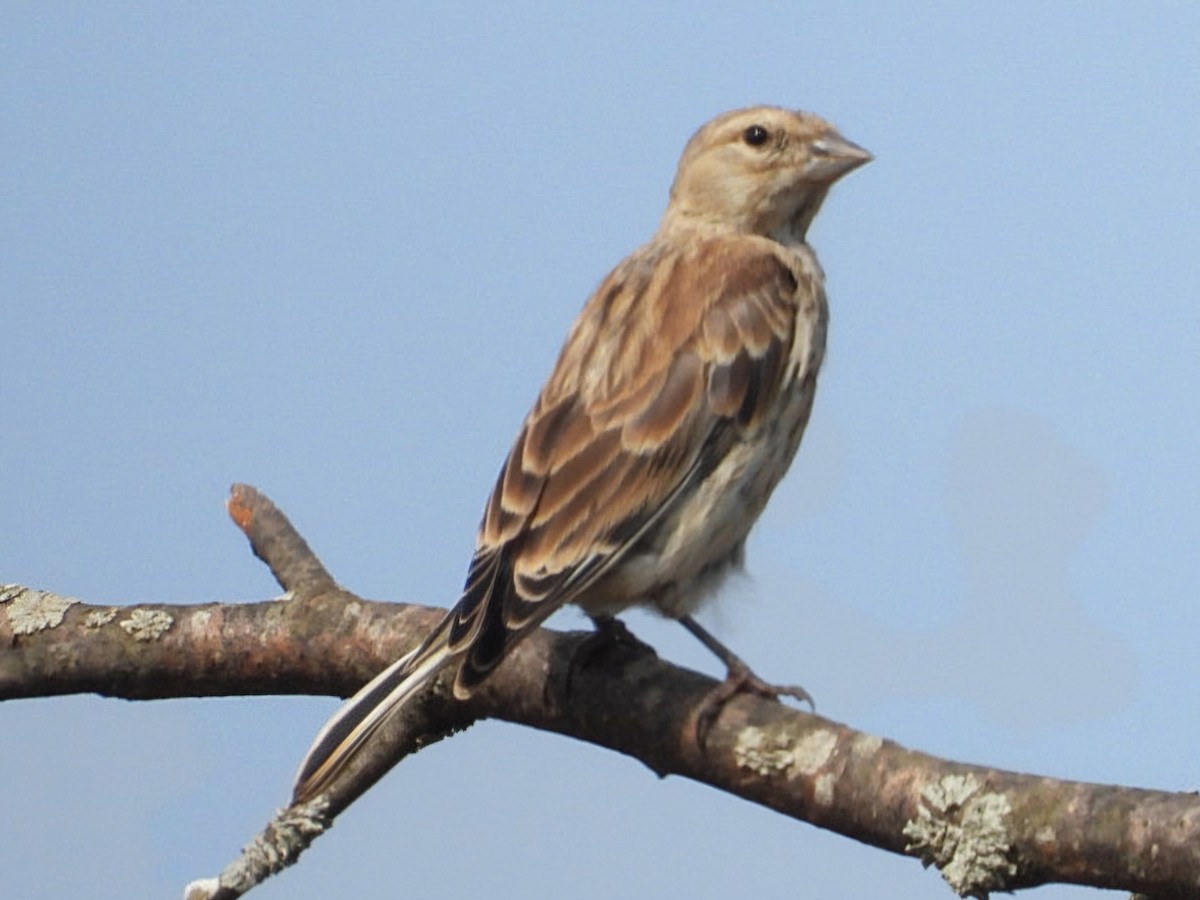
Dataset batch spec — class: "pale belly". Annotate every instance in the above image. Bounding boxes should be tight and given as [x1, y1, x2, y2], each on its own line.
[574, 241, 827, 621]
[578, 352, 822, 620]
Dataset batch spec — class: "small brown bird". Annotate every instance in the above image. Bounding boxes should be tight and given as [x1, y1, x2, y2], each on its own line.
[293, 106, 870, 803]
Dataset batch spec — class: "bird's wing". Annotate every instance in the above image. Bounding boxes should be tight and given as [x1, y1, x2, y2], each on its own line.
[292, 236, 802, 803]
[452, 235, 802, 691]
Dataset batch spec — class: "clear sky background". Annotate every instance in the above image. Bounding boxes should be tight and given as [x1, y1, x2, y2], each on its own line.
[3, 4, 1198, 899]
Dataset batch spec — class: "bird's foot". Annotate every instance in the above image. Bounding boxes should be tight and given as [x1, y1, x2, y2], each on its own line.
[690, 659, 814, 751]
[548, 615, 656, 710]
[676, 615, 813, 754]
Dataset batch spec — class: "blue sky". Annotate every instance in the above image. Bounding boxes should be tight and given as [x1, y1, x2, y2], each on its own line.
[3, 4, 1198, 898]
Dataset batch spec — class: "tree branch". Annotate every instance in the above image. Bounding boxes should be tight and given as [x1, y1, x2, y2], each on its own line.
[2, 486, 1196, 899]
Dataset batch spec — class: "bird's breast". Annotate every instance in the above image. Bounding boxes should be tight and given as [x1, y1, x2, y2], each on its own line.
[580, 245, 828, 620]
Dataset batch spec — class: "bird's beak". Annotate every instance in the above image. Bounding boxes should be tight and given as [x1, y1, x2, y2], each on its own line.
[808, 132, 873, 182]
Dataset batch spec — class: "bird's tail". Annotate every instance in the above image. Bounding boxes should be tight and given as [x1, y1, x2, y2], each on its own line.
[292, 613, 456, 804]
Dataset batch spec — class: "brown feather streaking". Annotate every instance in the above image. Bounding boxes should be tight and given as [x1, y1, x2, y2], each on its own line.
[293, 105, 870, 803]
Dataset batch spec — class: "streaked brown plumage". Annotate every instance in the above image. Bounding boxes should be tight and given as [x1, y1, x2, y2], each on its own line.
[293, 106, 870, 803]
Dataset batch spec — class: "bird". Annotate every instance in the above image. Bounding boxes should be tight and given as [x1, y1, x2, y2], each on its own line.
[293, 105, 871, 804]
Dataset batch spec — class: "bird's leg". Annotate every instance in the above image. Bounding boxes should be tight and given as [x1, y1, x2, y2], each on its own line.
[678, 615, 814, 749]
[549, 615, 657, 710]
[587, 613, 643, 646]
[576, 614, 657, 668]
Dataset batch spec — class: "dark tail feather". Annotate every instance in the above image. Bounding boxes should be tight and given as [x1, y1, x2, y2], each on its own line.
[292, 614, 455, 804]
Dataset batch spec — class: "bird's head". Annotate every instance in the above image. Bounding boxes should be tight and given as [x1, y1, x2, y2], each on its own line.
[663, 106, 871, 244]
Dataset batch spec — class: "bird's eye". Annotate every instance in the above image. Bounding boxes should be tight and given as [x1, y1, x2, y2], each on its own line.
[743, 125, 770, 147]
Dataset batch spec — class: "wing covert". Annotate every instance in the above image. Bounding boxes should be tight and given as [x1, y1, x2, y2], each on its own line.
[456, 237, 801, 694]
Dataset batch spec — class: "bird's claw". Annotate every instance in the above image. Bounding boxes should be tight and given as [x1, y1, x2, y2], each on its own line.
[546, 616, 656, 710]
[687, 661, 814, 754]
